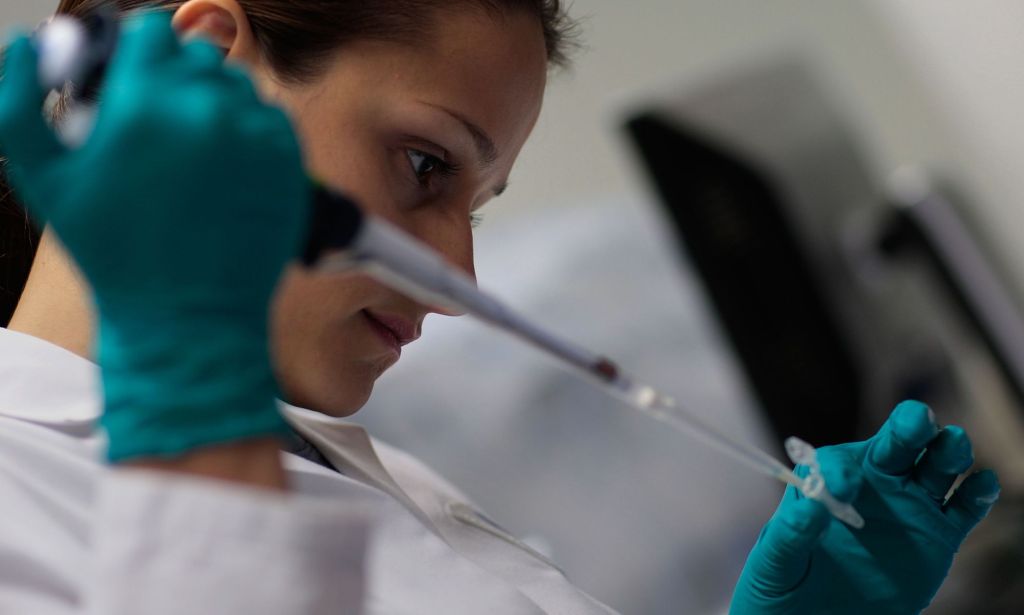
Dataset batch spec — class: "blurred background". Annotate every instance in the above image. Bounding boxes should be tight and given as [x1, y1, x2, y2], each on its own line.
[5, 1, 1024, 613]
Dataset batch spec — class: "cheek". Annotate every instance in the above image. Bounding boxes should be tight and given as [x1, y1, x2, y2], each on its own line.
[270, 267, 375, 343]
[268, 266, 384, 377]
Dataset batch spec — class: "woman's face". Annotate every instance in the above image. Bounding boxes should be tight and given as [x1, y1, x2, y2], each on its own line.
[249, 8, 549, 415]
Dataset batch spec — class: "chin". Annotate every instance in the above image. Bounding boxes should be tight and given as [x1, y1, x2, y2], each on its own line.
[276, 340, 397, 417]
[303, 380, 374, 418]
[320, 385, 373, 418]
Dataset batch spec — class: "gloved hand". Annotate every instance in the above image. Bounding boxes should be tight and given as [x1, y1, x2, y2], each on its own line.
[731, 400, 1000, 614]
[0, 13, 310, 461]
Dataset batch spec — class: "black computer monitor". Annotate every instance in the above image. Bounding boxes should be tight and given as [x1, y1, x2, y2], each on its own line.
[624, 59, 1024, 449]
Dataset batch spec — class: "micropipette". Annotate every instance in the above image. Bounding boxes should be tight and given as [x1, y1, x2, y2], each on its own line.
[31, 11, 863, 529]
[316, 222, 865, 529]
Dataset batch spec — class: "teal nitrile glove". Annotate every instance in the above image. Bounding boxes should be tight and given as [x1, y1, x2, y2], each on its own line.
[0, 13, 310, 461]
[730, 400, 1000, 614]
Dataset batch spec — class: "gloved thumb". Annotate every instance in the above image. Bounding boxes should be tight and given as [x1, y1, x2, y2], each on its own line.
[0, 35, 65, 167]
[740, 445, 863, 596]
[0, 33, 66, 221]
[743, 497, 830, 595]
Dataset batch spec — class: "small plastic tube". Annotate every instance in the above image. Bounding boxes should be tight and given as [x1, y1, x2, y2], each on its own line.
[785, 437, 865, 529]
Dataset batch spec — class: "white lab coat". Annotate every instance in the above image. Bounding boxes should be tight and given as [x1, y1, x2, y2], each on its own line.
[0, 327, 615, 614]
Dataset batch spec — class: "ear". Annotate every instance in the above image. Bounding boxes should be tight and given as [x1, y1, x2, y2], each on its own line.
[171, 0, 261, 66]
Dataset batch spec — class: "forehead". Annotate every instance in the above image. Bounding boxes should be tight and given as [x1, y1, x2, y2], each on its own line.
[321, 7, 549, 163]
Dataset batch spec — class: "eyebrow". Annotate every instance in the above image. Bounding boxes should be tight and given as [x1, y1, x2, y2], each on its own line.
[424, 103, 500, 168]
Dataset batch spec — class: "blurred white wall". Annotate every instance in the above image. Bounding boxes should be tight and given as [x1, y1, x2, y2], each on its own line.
[1, 1, 48, 26]
[867, 0, 1024, 295]
[496, 0, 954, 220]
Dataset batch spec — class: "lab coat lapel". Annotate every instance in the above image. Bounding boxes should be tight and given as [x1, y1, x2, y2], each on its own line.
[280, 402, 443, 533]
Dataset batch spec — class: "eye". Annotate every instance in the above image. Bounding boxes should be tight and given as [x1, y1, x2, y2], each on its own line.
[406, 148, 459, 186]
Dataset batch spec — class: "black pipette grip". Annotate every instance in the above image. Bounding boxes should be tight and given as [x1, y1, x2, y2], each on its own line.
[77, 9, 118, 102]
[300, 184, 365, 267]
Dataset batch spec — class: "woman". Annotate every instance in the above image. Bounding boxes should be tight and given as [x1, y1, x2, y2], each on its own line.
[0, 1, 1000, 613]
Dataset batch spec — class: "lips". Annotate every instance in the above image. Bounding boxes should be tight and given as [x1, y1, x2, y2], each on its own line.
[362, 310, 419, 354]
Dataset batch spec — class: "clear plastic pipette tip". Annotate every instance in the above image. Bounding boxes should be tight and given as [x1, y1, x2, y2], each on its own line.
[605, 372, 864, 530]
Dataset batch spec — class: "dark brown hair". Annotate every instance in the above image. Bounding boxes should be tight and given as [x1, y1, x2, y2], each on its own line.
[0, 0, 576, 325]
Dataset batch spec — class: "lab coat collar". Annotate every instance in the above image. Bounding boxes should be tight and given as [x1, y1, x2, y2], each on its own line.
[279, 401, 443, 532]
[0, 327, 102, 427]
[0, 328, 424, 517]
[0, 328, 373, 446]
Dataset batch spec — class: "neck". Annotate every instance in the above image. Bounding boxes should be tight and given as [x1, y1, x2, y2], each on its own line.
[7, 228, 95, 361]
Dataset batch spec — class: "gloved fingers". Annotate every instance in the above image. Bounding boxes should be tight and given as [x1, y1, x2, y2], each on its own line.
[214, 63, 262, 106]
[816, 446, 864, 503]
[945, 469, 1000, 536]
[912, 425, 974, 503]
[744, 498, 831, 595]
[108, 11, 181, 80]
[176, 40, 264, 110]
[178, 38, 226, 73]
[0, 35, 66, 174]
[235, 113, 304, 190]
[866, 400, 940, 476]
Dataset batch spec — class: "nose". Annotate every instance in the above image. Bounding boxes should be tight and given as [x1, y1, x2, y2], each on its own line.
[415, 209, 476, 318]
[430, 300, 468, 318]
[426, 242, 475, 318]
[430, 304, 466, 319]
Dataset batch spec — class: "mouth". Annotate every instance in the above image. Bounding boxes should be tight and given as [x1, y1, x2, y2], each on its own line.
[362, 310, 419, 356]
